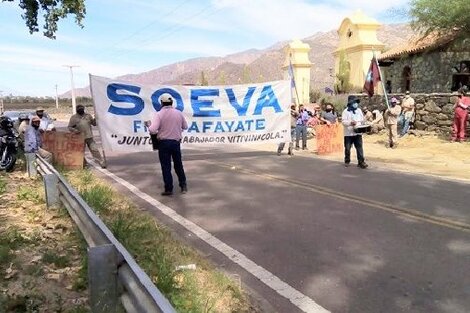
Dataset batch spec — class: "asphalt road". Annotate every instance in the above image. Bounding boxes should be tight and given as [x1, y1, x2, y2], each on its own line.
[95, 145, 470, 313]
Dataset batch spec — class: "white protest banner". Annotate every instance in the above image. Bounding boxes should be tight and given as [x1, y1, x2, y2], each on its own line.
[90, 75, 291, 152]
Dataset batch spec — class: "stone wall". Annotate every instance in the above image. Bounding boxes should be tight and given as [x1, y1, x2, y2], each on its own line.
[355, 93, 461, 134]
[381, 42, 470, 93]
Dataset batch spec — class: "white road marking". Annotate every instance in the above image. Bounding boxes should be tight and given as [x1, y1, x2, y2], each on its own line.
[91, 162, 330, 313]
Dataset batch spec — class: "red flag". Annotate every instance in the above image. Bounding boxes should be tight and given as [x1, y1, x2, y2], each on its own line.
[363, 56, 381, 97]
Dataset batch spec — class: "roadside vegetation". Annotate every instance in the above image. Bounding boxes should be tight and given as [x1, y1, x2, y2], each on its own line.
[0, 172, 89, 312]
[66, 169, 258, 313]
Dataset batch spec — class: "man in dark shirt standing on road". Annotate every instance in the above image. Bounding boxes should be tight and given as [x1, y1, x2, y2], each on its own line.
[147, 94, 188, 196]
[68, 104, 106, 168]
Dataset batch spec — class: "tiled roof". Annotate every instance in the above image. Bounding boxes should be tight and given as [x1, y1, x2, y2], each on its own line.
[378, 30, 459, 60]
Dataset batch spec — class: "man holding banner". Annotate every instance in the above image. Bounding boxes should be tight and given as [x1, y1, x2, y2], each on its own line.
[146, 94, 188, 196]
[277, 104, 298, 156]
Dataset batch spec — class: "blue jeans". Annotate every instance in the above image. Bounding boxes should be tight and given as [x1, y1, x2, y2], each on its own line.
[295, 125, 307, 149]
[158, 140, 186, 192]
[344, 135, 365, 164]
[399, 114, 412, 136]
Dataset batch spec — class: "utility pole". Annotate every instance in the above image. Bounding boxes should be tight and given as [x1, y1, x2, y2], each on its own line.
[63, 65, 79, 114]
[0, 90, 4, 114]
[55, 84, 59, 109]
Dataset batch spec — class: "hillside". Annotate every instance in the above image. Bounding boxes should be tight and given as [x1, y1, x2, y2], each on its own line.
[62, 23, 413, 98]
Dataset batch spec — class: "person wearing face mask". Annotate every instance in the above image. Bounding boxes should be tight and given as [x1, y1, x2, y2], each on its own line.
[24, 116, 52, 163]
[68, 104, 106, 168]
[322, 103, 337, 124]
[35, 107, 55, 132]
[384, 97, 402, 148]
[341, 96, 368, 168]
[295, 104, 310, 150]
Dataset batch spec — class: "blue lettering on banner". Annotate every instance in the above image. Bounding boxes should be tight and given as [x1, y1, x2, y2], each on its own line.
[253, 85, 283, 115]
[214, 122, 224, 132]
[191, 89, 221, 117]
[225, 87, 256, 116]
[151, 88, 184, 112]
[186, 118, 266, 133]
[202, 121, 213, 132]
[133, 120, 142, 132]
[188, 122, 200, 133]
[225, 121, 235, 132]
[107, 83, 144, 115]
[105, 83, 285, 119]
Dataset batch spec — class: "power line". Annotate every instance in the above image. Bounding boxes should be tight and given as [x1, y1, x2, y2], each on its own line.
[101, 5, 222, 62]
[94, 0, 193, 60]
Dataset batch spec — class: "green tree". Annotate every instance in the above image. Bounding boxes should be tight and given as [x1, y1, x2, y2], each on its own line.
[242, 65, 251, 83]
[199, 71, 208, 86]
[218, 71, 227, 85]
[4, 0, 86, 39]
[334, 51, 351, 94]
[409, 0, 469, 36]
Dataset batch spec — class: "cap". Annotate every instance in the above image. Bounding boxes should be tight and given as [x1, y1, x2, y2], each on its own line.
[405, 91, 410, 95]
[31, 116, 41, 122]
[18, 113, 30, 120]
[160, 94, 173, 103]
[36, 106, 45, 111]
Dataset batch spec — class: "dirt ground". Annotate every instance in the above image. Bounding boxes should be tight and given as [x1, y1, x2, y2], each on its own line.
[291, 132, 470, 182]
[0, 172, 89, 312]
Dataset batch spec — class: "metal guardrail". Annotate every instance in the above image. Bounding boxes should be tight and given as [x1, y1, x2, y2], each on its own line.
[35, 155, 177, 313]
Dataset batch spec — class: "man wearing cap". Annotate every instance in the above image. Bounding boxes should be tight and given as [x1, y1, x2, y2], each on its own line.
[146, 94, 188, 196]
[24, 116, 52, 163]
[385, 97, 402, 148]
[68, 104, 106, 168]
[35, 107, 55, 132]
[362, 106, 373, 123]
[399, 91, 415, 137]
[342, 96, 368, 168]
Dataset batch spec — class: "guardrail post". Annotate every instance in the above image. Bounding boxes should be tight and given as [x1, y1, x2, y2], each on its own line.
[89, 244, 119, 313]
[43, 173, 60, 208]
[25, 153, 37, 177]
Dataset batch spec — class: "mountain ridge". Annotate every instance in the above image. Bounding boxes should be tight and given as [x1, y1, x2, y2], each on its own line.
[62, 23, 413, 98]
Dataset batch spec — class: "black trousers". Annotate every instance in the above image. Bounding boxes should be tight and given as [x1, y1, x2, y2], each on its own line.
[344, 135, 365, 164]
[158, 140, 186, 192]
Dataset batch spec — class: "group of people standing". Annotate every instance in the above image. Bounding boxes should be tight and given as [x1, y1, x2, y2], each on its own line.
[15, 105, 106, 168]
[362, 91, 416, 149]
[277, 103, 338, 156]
[276, 87, 469, 170]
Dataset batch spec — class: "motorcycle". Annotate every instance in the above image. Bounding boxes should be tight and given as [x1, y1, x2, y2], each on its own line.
[0, 116, 19, 172]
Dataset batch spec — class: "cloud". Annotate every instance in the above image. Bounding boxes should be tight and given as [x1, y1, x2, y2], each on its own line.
[0, 45, 137, 77]
[205, 0, 409, 40]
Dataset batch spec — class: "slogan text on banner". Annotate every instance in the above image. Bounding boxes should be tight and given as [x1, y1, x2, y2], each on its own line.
[90, 75, 291, 152]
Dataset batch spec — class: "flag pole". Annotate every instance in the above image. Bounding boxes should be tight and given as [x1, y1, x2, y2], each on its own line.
[289, 55, 301, 106]
[374, 51, 390, 110]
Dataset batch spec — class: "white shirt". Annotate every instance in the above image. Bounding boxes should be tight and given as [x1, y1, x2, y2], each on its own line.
[342, 108, 365, 136]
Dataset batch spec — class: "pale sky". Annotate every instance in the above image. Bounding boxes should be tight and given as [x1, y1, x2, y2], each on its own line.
[0, 0, 409, 97]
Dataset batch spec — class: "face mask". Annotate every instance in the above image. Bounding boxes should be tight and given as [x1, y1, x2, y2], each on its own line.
[36, 113, 44, 118]
[326, 108, 332, 112]
[352, 103, 358, 109]
[77, 108, 85, 115]
[32, 123, 40, 129]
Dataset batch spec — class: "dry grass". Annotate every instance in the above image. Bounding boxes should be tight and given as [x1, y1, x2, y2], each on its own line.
[65, 170, 259, 313]
[0, 172, 89, 313]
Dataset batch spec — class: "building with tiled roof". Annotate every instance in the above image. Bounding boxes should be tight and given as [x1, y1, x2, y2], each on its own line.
[378, 30, 470, 93]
